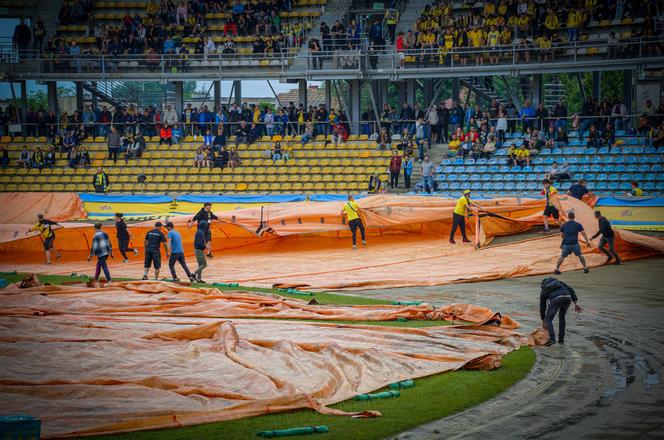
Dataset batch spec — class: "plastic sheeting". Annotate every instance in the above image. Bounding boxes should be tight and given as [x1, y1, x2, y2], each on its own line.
[595, 197, 664, 231]
[0, 281, 528, 438]
[0, 195, 662, 289]
[0, 192, 86, 224]
[176, 194, 307, 203]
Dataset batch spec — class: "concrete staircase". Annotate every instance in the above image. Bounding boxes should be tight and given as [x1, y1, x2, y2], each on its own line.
[392, 141, 450, 193]
[394, 0, 427, 35]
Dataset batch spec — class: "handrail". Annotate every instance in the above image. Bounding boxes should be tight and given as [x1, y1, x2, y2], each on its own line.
[1, 36, 663, 78]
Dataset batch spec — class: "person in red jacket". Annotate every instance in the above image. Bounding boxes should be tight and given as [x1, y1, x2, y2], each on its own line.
[159, 124, 172, 145]
[389, 150, 402, 189]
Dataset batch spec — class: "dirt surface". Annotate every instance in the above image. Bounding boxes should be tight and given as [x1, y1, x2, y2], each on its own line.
[350, 257, 664, 440]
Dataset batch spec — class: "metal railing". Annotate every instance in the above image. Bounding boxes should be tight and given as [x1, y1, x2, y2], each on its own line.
[1, 36, 663, 79]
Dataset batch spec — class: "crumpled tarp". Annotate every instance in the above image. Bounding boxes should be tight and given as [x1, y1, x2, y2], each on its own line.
[0, 281, 527, 438]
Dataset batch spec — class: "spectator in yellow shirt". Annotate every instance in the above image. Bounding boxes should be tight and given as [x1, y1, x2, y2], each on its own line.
[544, 9, 559, 36]
[537, 35, 552, 62]
[448, 134, 461, 151]
[567, 10, 580, 41]
[513, 144, 531, 167]
[487, 25, 501, 64]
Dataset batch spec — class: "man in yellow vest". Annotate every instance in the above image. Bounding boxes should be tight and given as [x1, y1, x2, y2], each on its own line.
[27, 214, 62, 264]
[385, 9, 398, 43]
[341, 194, 367, 250]
[450, 190, 479, 243]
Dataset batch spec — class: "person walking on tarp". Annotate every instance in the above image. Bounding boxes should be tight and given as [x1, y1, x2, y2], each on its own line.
[591, 210, 621, 265]
[540, 277, 583, 346]
[450, 190, 479, 244]
[142, 222, 169, 280]
[188, 202, 218, 258]
[114, 213, 139, 263]
[541, 179, 559, 233]
[88, 222, 113, 285]
[27, 214, 62, 264]
[193, 220, 209, 283]
[555, 211, 591, 274]
[341, 194, 366, 250]
[166, 221, 196, 283]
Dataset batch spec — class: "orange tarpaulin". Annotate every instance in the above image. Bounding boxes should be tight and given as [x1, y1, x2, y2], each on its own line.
[0, 192, 85, 224]
[0, 195, 662, 289]
[0, 281, 527, 438]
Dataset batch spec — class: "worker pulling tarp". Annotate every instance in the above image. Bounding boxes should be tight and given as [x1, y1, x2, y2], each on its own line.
[0, 281, 528, 438]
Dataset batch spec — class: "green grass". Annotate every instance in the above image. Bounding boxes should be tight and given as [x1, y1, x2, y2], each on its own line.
[1, 272, 535, 439]
[89, 347, 535, 440]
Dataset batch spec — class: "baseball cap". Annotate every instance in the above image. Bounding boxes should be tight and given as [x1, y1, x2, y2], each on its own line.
[463, 190, 471, 195]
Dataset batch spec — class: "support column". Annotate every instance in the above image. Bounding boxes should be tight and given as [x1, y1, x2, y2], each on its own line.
[213, 81, 221, 111]
[379, 79, 388, 109]
[623, 70, 633, 113]
[424, 79, 434, 106]
[233, 80, 242, 106]
[451, 78, 460, 102]
[592, 71, 601, 100]
[532, 74, 542, 105]
[405, 79, 416, 105]
[325, 80, 331, 110]
[348, 79, 361, 134]
[298, 79, 308, 109]
[47, 81, 58, 115]
[90, 81, 98, 107]
[397, 81, 406, 104]
[20, 80, 28, 136]
[75, 82, 84, 111]
[174, 81, 184, 116]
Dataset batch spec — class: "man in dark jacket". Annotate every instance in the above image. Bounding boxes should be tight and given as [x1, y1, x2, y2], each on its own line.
[188, 203, 218, 257]
[540, 277, 583, 346]
[193, 220, 209, 283]
[591, 210, 621, 265]
[142, 222, 169, 280]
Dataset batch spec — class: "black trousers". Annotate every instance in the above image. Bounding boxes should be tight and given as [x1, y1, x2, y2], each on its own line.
[117, 238, 133, 260]
[450, 212, 468, 241]
[544, 295, 572, 342]
[108, 148, 119, 163]
[404, 171, 411, 189]
[169, 252, 193, 279]
[390, 171, 399, 188]
[348, 218, 365, 246]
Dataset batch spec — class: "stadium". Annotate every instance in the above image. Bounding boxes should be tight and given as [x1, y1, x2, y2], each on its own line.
[0, 0, 663, 438]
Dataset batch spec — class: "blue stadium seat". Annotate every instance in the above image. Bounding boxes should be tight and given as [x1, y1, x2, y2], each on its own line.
[444, 166, 454, 173]
[644, 173, 656, 181]
[522, 166, 533, 172]
[469, 174, 481, 181]
[489, 165, 499, 173]
[514, 140, 523, 147]
[450, 182, 461, 190]
[638, 156, 651, 164]
[493, 182, 505, 191]
[435, 166, 443, 174]
[584, 148, 597, 155]
[614, 165, 626, 172]
[608, 173, 620, 181]
[448, 174, 458, 181]
[499, 166, 511, 173]
[438, 182, 450, 190]
[466, 158, 476, 165]
[598, 147, 610, 154]
[609, 147, 621, 155]
[652, 164, 662, 172]
[597, 173, 608, 181]
[590, 164, 602, 172]
[544, 157, 555, 165]
[526, 182, 538, 190]
[471, 182, 482, 190]
[561, 182, 572, 190]
[644, 147, 656, 154]
[477, 166, 488, 173]
[495, 149, 508, 156]
[604, 165, 615, 172]
[608, 182, 620, 191]
[657, 147, 664, 154]
[504, 182, 516, 191]
[510, 166, 522, 173]
[527, 173, 540, 181]
[460, 182, 471, 190]
[491, 174, 502, 181]
[513, 132, 523, 138]
[476, 158, 488, 165]
[481, 174, 492, 181]
[569, 131, 579, 137]
[632, 173, 644, 181]
[540, 148, 552, 155]
[442, 159, 452, 165]
[466, 166, 477, 173]
[579, 157, 590, 165]
[562, 147, 575, 155]
[643, 182, 656, 191]
[567, 157, 579, 164]
[632, 147, 644, 154]
[625, 156, 637, 164]
[579, 165, 590, 173]
[482, 183, 493, 191]
[515, 174, 526, 181]
[602, 156, 614, 164]
[627, 137, 639, 145]
[616, 130, 626, 136]
[656, 182, 664, 191]
[453, 158, 464, 165]
[436, 174, 446, 181]
[590, 156, 602, 164]
[584, 173, 596, 181]
[459, 174, 469, 181]
[596, 182, 608, 191]
[575, 173, 584, 181]
[613, 156, 627, 164]
[652, 156, 663, 164]
[573, 148, 586, 155]
[586, 181, 596, 190]
[568, 165, 579, 173]
[534, 165, 545, 173]
[532, 157, 544, 165]
[552, 148, 563, 155]
[487, 158, 499, 165]
[620, 173, 631, 181]
[454, 166, 465, 173]
[569, 140, 580, 147]
[626, 164, 638, 172]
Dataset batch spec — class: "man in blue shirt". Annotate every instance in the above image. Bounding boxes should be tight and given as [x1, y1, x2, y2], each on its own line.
[567, 179, 589, 200]
[519, 100, 536, 130]
[555, 211, 591, 274]
[166, 222, 195, 283]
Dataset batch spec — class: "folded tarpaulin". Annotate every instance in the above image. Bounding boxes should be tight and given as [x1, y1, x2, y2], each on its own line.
[309, 194, 368, 202]
[596, 196, 664, 207]
[176, 194, 307, 203]
[79, 193, 173, 204]
[0, 193, 86, 223]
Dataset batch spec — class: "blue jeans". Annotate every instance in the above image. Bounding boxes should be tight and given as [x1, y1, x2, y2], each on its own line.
[544, 295, 571, 342]
[416, 138, 425, 160]
[568, 28, 578, 42]
[422, 175, 433, 193]
[580, 118, 593, 136]
[555, 119, 567, 131]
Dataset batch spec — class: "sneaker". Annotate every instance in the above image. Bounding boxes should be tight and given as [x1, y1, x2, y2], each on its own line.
[106, 280, 112, 286]
[604, 256, 613, 264]
[141, 276, 148, 280]
[197, 279, 205, 284]
[133, 249, 139, 256]
[543, 228, 550, 233]
[207, 253, 214, 258]
[615, 258, 621, 265]
[583, 268, 590, 274]
[462, 239, 471, 243]
[554, 269, 561, 274]
[558, 340, 564, 344]
[544, 339, 556, 346]
[352, 245, 357, 250]
[189, 276, 197, 283]
[172, 278, 180, 283]
[46, 261, 52, 265]
[123, 259, 129, 264]
[449, 239, 456, 244]
[362, 240, 367, 246]
[55, 254, 62, 260]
